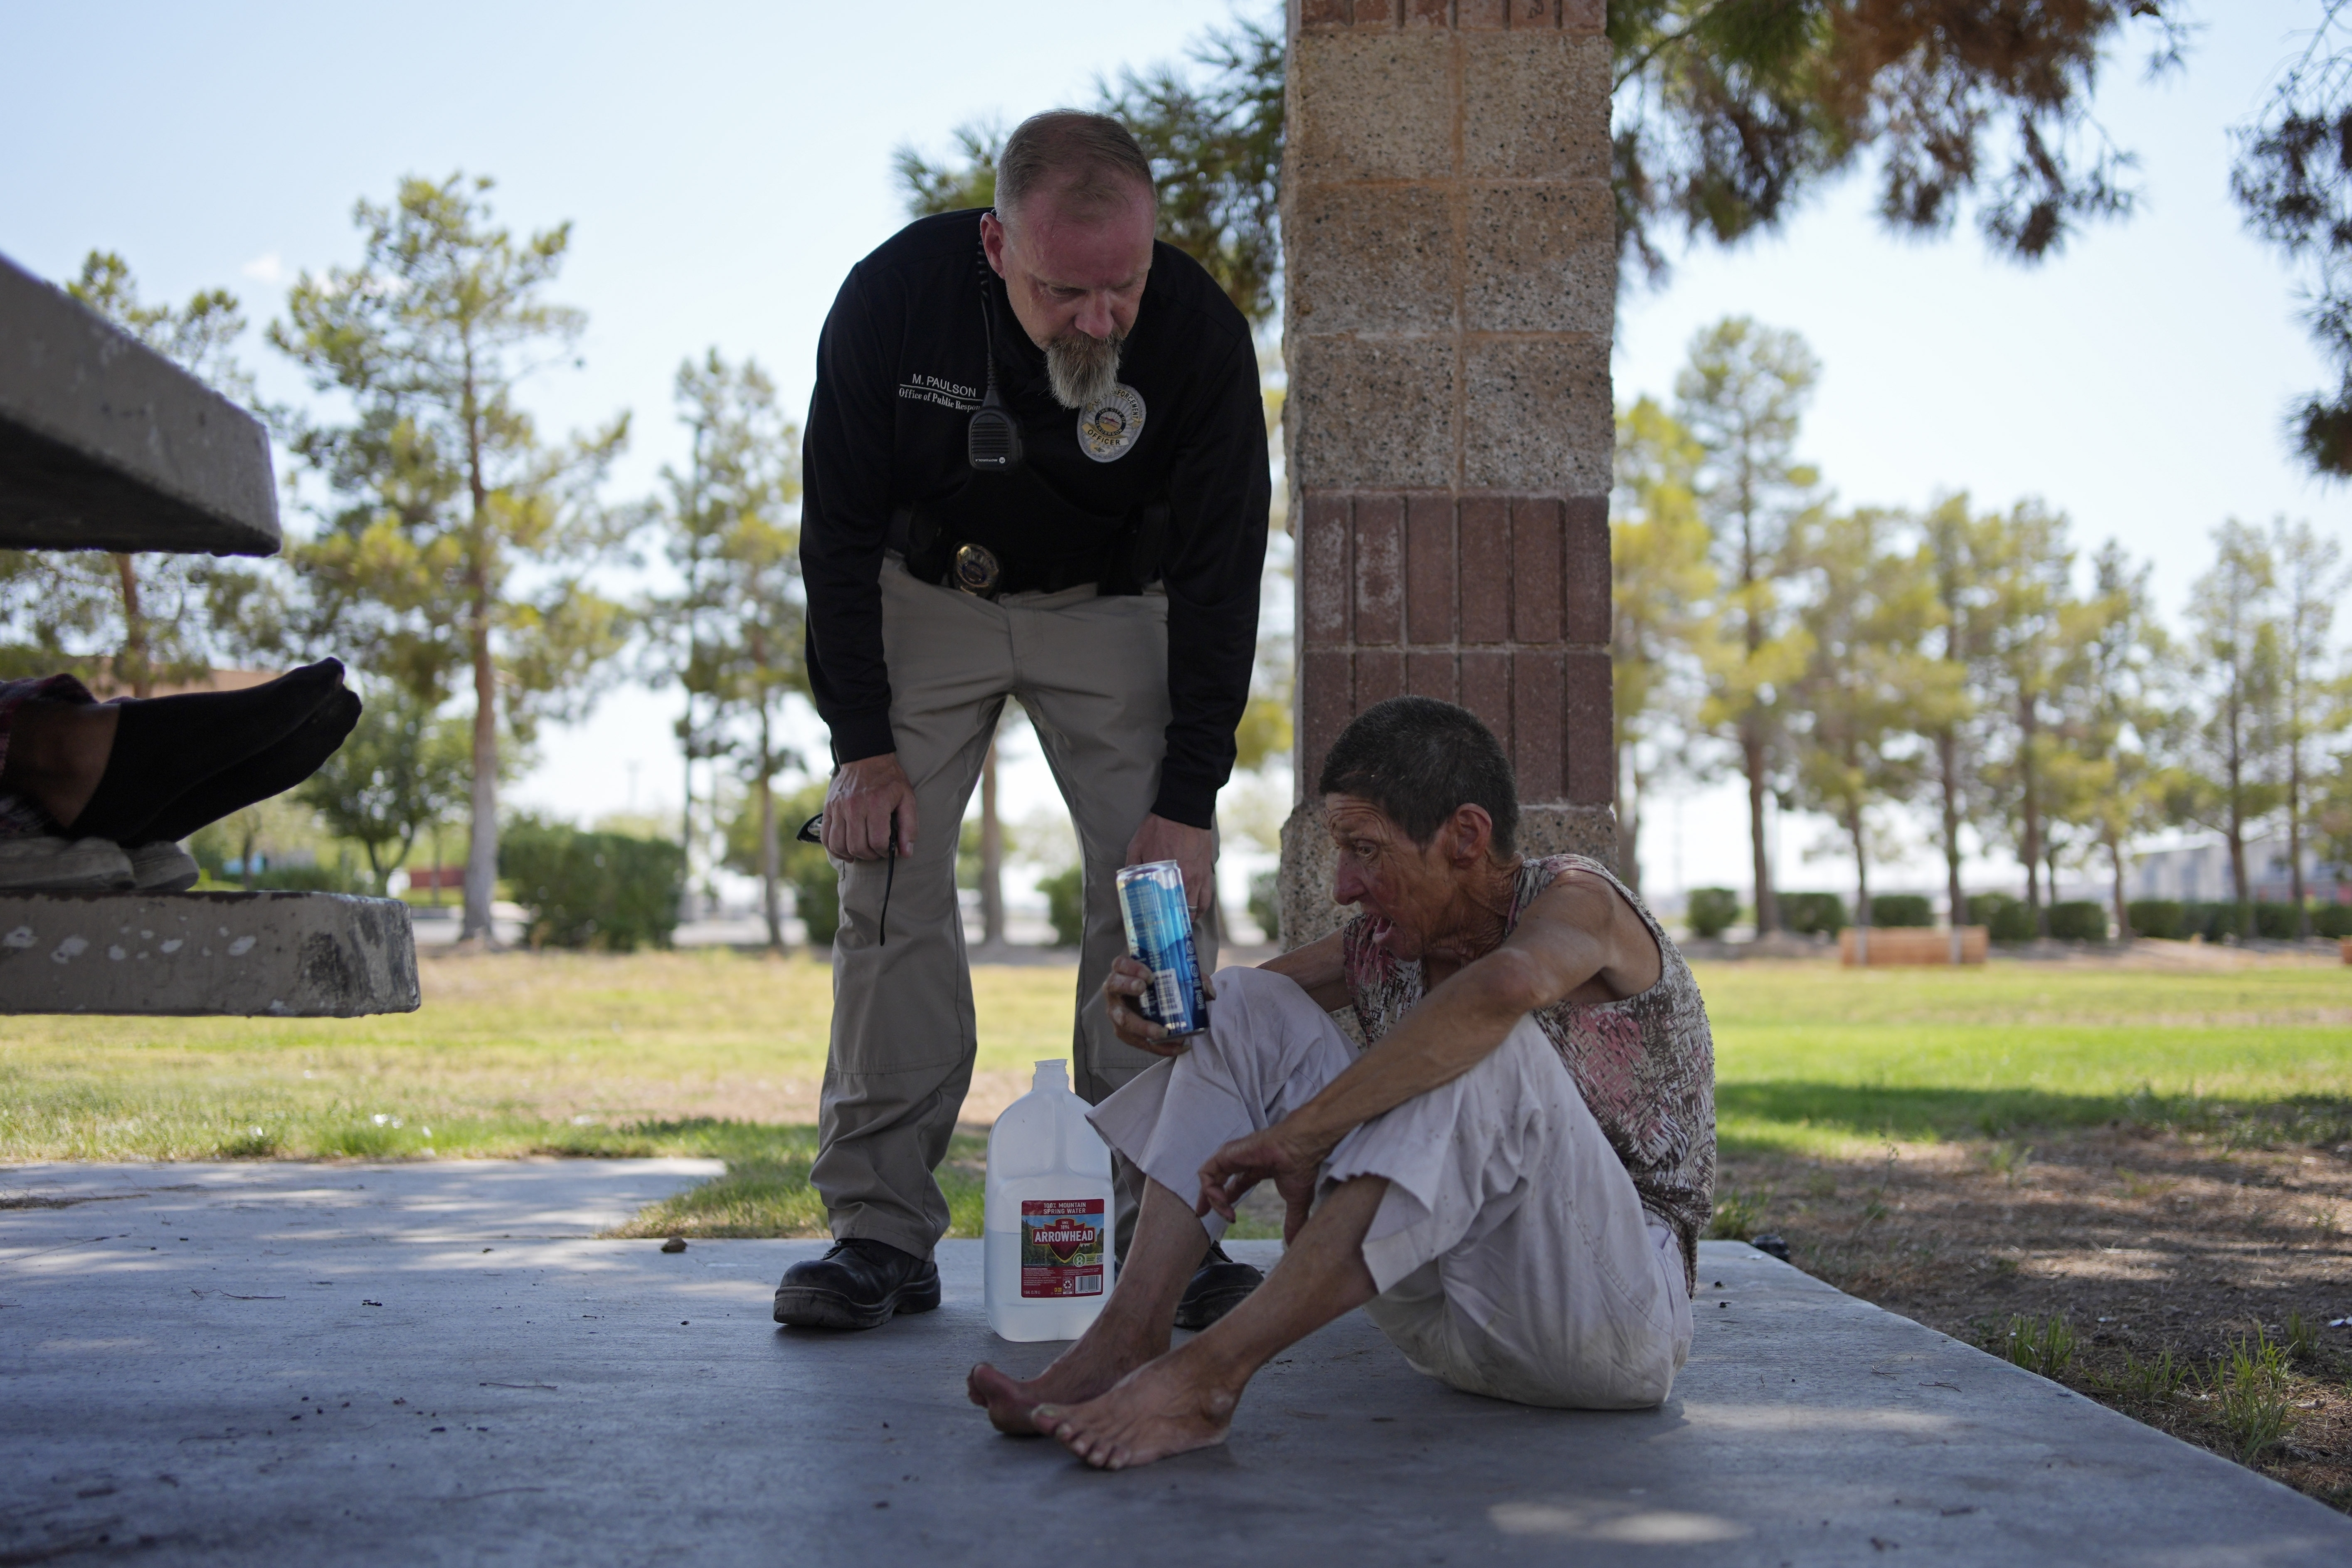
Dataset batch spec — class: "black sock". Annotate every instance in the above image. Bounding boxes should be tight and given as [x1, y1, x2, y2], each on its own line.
[69, 660, 345, 843]
[129, 688, 363, 847]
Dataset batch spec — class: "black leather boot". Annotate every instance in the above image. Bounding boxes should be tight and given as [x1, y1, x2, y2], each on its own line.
[772, 1238, 942, 1331]
[1172, 1243, 1264, 1331]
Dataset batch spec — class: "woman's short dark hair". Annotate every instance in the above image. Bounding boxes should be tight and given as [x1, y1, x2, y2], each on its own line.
[997, 111, 1156, 222]
[1316, 697, 1519, 855]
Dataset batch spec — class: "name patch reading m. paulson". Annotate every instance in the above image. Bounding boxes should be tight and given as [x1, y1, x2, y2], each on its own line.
[1077, 384, 1146, 462]
[898, 373, 980, 412]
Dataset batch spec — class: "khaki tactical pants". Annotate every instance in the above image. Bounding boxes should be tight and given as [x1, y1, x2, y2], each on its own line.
[812, 557, 1217, 1260]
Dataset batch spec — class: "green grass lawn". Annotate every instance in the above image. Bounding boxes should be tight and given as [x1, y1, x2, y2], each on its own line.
[3, 950, 2347, 1237]
[1700, 962, 2352, 1156]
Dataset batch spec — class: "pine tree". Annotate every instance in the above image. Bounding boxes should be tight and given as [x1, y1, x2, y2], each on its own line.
[270, 174, 636, 942]
[2270, 518, 2351, 937]
[1675, 318, 1821, 936]
[2174, 522, 2287, 935]
[1610, 397, 1717, 896]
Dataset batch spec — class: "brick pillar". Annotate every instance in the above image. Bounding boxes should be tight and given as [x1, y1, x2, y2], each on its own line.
[1278, 0, 1616, 948]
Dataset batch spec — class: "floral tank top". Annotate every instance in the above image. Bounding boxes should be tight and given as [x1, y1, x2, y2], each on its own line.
[1340, 854, 1716, 1289]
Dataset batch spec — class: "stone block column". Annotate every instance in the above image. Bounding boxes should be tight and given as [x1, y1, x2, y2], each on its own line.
[1277, 0, 1617, 948]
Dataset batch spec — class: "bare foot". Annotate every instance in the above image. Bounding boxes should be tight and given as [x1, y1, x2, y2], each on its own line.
[1033, 1352, 1241, 1470]
[968, 1329, 1156, 1436]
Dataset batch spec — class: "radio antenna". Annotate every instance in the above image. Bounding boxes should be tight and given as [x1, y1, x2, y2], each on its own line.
[968, 223, 1024, 472]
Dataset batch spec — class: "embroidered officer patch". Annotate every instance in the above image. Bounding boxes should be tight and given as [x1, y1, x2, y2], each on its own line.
[1077, 384, 1146, 462]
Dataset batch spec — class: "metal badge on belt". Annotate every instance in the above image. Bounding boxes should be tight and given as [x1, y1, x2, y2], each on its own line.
[953, 542, 1002, 595]
[1078, 385, 1146, 462]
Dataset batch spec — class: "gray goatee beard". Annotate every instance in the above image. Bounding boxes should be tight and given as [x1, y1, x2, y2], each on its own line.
[1043, 329, 1125, 410]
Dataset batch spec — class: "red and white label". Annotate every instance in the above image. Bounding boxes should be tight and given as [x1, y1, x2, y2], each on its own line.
[1020, 1198, 1106, 1298]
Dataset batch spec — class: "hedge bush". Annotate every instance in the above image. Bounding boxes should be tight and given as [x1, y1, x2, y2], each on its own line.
[791, 854, 840, 947]
[1039, 866, 1085, 948]
[1967, 892, 2037, 943]
[1685, 887, 1740, 939]
[248, 858, 370, 894]
[1867, 894, 1932, 928]
[2123, 899, 2351, 941]
[498, 818, 683, 952]
[2047, 900, 2108, 942]
[2179, 902, 2240, 941]
[1779, 891, 1848, 936]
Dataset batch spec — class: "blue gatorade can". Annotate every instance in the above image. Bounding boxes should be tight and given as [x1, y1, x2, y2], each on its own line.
[1114, 860, 1208, 1038]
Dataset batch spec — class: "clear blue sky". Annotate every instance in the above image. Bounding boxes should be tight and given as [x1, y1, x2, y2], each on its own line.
[2, 1, 2341, 901]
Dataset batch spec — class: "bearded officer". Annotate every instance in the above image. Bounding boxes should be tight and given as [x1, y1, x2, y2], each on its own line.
[775, 111, 1270, 1332]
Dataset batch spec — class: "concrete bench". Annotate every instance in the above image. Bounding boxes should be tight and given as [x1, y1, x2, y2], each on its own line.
[0, 253, 279, 557]
[0, 890, 419, 1016]
[0, 252, 417, 1015]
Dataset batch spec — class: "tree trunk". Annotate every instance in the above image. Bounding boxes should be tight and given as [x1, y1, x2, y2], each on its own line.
[2019, 695, 2045, 934]
[2289, 745, 2309, 939]
[112, 554, 150, 698]
[759, 703, 781, 953]
[2109, 828, 2130, 944]
[1744, 722, 1776, 937]
[1737, 500, 1774, 938]
[458, 352, 500, 944]
[461, 593, 498, 942]
[1619, 745, 1644, 898]
[1849, 806, 1870, 967]
[1939, 727, 1965, 964]
[979, 738, 1003, 947]
[2225, 685, 2251, 936]
[679, 696, 697, 922]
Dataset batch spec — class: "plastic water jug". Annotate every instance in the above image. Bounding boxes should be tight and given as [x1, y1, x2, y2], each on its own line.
[984, 1059, 1117, 1341]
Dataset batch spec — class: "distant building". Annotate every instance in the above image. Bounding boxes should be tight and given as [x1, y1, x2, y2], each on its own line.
[2122, 835, 2347, 905]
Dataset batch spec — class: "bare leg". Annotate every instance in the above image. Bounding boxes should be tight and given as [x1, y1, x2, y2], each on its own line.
[0, 703, 119, 828]
[968, 1175, 1213, 1434]
[1035, 1175, 1387, 1470]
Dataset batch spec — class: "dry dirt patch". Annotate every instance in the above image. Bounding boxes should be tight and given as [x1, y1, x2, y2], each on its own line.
[1723, 1121, 2352, 1510]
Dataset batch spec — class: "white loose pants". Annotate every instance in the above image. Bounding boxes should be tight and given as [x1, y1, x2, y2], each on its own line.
[1088, 966, 1694, 1409]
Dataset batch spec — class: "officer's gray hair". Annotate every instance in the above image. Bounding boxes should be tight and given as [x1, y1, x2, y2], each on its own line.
[997, 111, 1157, 225]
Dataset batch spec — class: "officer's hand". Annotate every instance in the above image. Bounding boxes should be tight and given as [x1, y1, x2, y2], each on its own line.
[1104, 954, 1187, 1058]
[1124, 814, 1215, 921]
[823, 754, 918, 862]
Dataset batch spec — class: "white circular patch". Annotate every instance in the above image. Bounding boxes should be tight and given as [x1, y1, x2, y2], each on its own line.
[1077, 383, 1146, 462]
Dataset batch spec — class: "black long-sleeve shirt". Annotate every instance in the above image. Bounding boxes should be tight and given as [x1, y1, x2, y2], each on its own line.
[799, 210, 1270, 829]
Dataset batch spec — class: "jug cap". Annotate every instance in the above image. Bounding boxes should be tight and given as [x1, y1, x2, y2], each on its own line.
[1033, 1058, 1068, 1084]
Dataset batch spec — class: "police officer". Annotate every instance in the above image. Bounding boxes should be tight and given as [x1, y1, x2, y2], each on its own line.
[774, 111, 1270, 1331]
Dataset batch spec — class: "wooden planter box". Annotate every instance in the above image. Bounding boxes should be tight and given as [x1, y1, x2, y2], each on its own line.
[1839, 926, 1989, 966]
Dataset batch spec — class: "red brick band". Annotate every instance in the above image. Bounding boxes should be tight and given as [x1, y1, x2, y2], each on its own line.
[1294, 486, 1610, 807]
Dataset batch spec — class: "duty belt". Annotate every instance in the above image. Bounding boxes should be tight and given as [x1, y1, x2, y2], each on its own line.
[888, 501, 1168, 601]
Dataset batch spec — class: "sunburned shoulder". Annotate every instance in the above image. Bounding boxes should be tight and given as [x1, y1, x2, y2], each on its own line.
[1522, 865, 1624, 929]
[1514, 868, 1664, 1005]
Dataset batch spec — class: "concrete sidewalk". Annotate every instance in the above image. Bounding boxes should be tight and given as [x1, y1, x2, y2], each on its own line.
[5, 1161, 2348, 1566]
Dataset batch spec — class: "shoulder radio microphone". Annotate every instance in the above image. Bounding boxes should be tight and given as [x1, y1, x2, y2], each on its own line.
[968, 221, 1024, 473]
